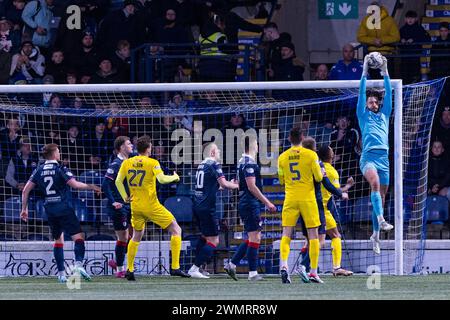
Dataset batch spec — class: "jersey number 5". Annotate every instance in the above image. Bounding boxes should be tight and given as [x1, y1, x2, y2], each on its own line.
[289, 162, 301, 181]
[128, 170, 146, 187]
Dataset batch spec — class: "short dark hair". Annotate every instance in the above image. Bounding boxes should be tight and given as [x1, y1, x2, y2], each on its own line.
[264, 22, 278, 30]
[137, 135, 152, 154]
[366, 89, 383, 102]
[318, 145, 332, 162]
[302, 136, 316, 151]
[439, 22, 449, 30]
[405, 10, 417, 18]
[114, 136, 130, 152]
[42, 143, 58, 160]
[289, 127, 303, 145]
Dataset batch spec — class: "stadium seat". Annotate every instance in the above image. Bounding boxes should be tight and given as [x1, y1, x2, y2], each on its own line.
[35, 200, 48, 222]
[3, 197, 32, 223]
[426, 195, 449, 224]
[164, 196, 193, 222]
[353, 197, 373, 222]
[0, 234, 16, 241]
[78, 170, 103, 199]
[73, 199, 95, 223]
[24, 234, 50, 241]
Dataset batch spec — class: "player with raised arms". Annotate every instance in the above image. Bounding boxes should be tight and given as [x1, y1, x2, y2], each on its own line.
[358, 53, 394, 254]
[102, 136, 134, 278]
[188, 143, 239, 279]
[20, 143, 101, 283]
[224, 135, 277, 281]
[277, 128, 324, 284]
[115, 135, 190, 280]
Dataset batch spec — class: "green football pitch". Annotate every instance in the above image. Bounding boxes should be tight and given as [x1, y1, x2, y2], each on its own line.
[0, 274, 449, 300]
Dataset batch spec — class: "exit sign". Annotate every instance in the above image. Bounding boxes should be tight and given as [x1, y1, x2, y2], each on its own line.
[319, 0, 358, 19]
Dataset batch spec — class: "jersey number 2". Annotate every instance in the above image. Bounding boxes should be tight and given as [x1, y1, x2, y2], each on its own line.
[128, 170, 146, 187]
[289, 162, 301, 181]
[44, 176, 56, 195]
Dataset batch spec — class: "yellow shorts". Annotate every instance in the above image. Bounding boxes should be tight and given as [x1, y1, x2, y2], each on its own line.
[282, 199, 320, 228]
[325, 209, 337, 231]
[131, 205, 175, 231]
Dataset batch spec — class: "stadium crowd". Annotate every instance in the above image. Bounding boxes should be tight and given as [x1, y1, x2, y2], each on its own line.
[0, 0, 448, 237]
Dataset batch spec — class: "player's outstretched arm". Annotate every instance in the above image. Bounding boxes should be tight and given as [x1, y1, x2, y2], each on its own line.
[322, 176, 343, 198]
[218, 177, 239, 190]
[67, 179, 101, 193]
[341, 177, 355, 193]
[20, 181, 36, 222]
[380, 56, 393, 117]
[357, 55, 370, 119]
[245, 177, 276, 212]
[156, 171, 180, 184]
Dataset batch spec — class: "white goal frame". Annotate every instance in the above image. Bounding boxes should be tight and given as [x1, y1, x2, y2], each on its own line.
[0, 80, 404, 275]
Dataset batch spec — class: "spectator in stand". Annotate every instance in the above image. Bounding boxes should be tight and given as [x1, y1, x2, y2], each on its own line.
[222, 113, 253, 166]
[0, 117, 22, 160]
[61, 124, 87, 176]
[430, 22, 450, 80]
[65, 70, 77, 84]
[271, 42, 305, 81]
[263, 22, 292, 80]
[68, 30, 99, 77]
[357, 1, 400, 79]
[314, 64, 329, 80]
[0, 47, 11, 83]
[45, 48, 67, 84]
[431, 106, 450, 151]
[1, 16, 20, 54]
[110, 40, 131, 83]
[41, 74, 54, 106]
[399, 10, 430, 84]
[6, 0, 26, 33]
[168, 92, 194, 132]
[5, 136, 38, 195]
[89, 57, 121, 84]
[21, 0, 54, 54]
[329, 44, 363, 80]
[198, 14, 234, 82]
[154, 115, 177, 150]
[97, 0, 137, 56]
[83, 118, 114, 169]
[9, 41, 45, 83]
[428, 140, 450, 200]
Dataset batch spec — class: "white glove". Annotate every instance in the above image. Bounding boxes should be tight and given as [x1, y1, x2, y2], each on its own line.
[380, 56, 389, 77]
[362, 55, 370, 77]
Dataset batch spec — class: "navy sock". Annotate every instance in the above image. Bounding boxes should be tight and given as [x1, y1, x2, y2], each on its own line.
[195, 237, 207, 257]
[53, 243, 65, 272]
[301, 247, 311, 272]
[195, 242, 216, 267]
[246, 242, 259, 272]
[74, 239, 85, 263]
[231, 240, 249, 265]
[115, 240, 128, 267]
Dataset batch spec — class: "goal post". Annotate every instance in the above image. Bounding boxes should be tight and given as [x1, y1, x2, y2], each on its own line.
[0, 78, 446, 277]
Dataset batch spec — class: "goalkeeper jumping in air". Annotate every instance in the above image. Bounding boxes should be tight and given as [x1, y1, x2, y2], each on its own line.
[357, 54, 394, 255]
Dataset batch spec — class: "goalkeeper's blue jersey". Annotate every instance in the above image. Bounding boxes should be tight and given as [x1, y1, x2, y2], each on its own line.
[356, 75, 392, 154]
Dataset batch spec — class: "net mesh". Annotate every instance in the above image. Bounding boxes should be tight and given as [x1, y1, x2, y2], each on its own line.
[0, 78, 446, 277]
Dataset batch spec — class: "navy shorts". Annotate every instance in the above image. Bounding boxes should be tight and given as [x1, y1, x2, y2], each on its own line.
[195, 207, 220, 237]
[47, 211, 82, 240]
[238, 203, 262, 232]
[106, 204, 131, 231]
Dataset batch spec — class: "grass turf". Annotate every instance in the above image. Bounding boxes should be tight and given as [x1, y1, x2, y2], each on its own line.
[0, 274, 449, 300]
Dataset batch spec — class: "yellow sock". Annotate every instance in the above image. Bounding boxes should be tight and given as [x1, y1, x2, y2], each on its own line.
[171, 235, 182, 270]
[127, 240, 140, 273]
[331, 237, 342, 269]
[309, 238, 320, 271]
[280, 236, 291, 265]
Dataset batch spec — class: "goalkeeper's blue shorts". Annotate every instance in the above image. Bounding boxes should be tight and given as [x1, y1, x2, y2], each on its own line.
[360, 149, 390, 186]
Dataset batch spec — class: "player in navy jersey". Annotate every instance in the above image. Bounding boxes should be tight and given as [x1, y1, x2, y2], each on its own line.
[20, 144, 101, 283]
[188, 143, 239, 279]
[224, 136, 276, 281]
[102, 136, 134, 278]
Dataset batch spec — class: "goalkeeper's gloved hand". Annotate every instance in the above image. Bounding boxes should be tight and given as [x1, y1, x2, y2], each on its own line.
[362, 55, 370, 77]
[380, 56, 389, 77]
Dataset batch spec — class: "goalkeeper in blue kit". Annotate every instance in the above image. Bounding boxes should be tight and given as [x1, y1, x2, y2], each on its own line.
[357, 54, 394, 254]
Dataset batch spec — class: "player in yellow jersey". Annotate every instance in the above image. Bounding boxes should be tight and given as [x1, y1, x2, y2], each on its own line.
[278, 127, 324, 284]
[115, 135, 190, 280]
[316, 144, 354, 276]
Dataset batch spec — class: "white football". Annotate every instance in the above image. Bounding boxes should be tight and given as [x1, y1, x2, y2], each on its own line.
[367, 52, 384, 69]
